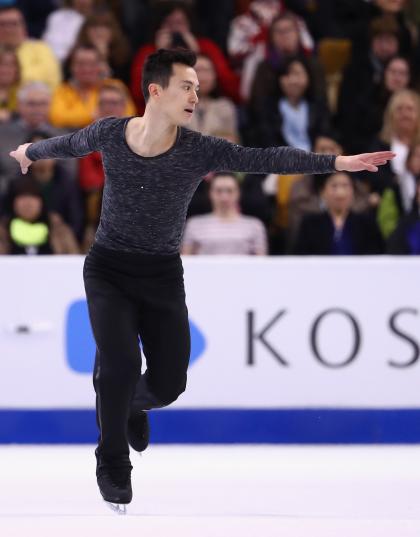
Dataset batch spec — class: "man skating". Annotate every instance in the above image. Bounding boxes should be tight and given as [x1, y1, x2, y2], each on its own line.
[10, 48, 395, 512]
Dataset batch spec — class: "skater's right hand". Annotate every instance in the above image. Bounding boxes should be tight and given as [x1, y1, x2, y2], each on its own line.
[9, 143, 33, 175]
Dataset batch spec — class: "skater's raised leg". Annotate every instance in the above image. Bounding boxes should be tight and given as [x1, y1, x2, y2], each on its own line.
[127, 255, 191, 451]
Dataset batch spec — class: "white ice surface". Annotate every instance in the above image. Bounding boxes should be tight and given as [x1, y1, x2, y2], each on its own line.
[1, 445, 420, 536]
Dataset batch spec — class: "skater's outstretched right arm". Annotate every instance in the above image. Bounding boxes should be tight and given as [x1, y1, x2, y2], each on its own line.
[200, 134, 395, 176]
[9, 118, 107, 175]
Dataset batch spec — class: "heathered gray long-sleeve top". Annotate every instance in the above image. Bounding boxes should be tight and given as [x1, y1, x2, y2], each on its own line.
[26, 116, 337, 254]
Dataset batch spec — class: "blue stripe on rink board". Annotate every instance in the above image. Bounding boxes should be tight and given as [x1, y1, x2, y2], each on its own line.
[1, 409, 420, 444]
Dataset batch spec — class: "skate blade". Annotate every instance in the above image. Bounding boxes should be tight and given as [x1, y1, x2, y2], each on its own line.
[105, 501, 127, 515]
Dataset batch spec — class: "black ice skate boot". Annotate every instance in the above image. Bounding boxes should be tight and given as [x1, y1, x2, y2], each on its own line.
[127, 410, 150, 452]
[95, 448, 133, 514]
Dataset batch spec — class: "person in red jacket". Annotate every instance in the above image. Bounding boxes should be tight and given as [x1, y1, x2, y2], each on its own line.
[130, 1, 240, 113]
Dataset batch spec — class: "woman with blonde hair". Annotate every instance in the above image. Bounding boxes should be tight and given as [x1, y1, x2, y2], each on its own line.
[366, 89, 420, 238]
[369, 89, 420, 194]
[380, 89, 420, 170]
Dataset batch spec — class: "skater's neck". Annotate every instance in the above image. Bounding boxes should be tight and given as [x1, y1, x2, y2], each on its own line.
[125, 109, 178, 158]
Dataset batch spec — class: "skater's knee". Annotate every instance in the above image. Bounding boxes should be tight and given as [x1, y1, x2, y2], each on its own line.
[152, 379, 187, 407]
[158, 389, 184, 406]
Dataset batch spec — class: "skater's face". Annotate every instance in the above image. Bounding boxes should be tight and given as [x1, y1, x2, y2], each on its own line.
[322, 173, 354, 214]
[155, 63, 199, 125]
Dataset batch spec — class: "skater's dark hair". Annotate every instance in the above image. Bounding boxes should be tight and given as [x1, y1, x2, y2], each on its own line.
[141, 48, 197, 103]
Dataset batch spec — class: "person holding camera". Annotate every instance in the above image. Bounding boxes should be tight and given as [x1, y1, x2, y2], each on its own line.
[130, 1, 239, 113]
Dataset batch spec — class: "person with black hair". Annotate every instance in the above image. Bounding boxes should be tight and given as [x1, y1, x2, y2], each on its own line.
[245, 11, 326, 104]
[0, 177, 52, 255]
[20, 131, 84, 241]
[292, 171, 384, 255]
[129, 1, 240, 114]
[251, 55, 331, 149]
[10, 48, 395, 512]
[0, 176, 80, 255]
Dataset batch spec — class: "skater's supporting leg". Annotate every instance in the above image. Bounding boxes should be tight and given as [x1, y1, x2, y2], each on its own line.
[84, 273, 141, 460]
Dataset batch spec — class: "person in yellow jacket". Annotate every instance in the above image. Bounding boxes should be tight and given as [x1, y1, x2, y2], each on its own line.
[0, 6, 61, 90]
[49, 44, 136, 129]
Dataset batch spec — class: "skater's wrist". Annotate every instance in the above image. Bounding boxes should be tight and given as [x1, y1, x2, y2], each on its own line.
[335, 155, 346, 171]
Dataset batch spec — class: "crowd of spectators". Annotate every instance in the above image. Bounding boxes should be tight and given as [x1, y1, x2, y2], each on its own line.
[1, 0, 420, 256]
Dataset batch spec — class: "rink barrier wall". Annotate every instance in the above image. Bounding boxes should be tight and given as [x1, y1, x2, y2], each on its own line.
[2, 409, 420, 444]
[2, 256, 420, 443]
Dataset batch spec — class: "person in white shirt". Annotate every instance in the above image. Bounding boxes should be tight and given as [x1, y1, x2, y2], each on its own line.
[182, 172, 268, 255]
[42, 0, 95, 62]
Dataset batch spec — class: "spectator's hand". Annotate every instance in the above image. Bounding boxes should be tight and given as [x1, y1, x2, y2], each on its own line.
[335, 152, 395, 173]
[180, 31, 199, 52]
[9, 143, 33, 174]
[155, 29, 173, 49]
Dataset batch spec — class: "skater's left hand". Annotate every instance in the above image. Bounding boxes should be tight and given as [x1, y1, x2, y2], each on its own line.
[335, 151, 396, 173]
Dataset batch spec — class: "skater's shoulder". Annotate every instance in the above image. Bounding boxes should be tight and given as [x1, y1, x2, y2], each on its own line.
[178, 128, 229, 149]
[179, 126, 203, 143]
[96, 115, 129, 131]
[90, 116, 131, 140]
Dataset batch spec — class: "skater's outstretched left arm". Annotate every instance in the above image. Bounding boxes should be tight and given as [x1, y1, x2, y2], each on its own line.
[9, 118, 108, 175]
[202, 135, 395, 176]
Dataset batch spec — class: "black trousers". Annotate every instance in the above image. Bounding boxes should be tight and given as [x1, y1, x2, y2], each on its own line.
[83, 243, 191, 459]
